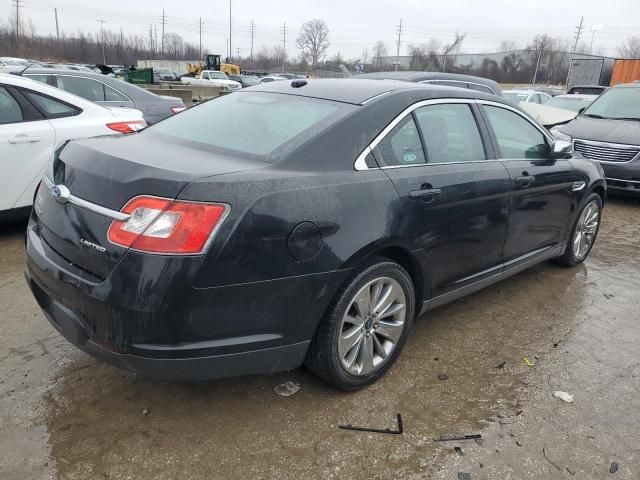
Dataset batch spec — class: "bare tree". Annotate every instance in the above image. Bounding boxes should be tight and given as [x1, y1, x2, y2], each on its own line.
[618, 36, 640, 58]
[373, 41, 388, 67]
[296, 19, 329, 66]
[499, 40, 518, 52]
[440, 32, 466, 71]
[361, 47, 369, 65]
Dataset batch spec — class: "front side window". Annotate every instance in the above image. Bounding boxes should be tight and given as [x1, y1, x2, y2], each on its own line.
[414, 103, 486, 163]
[484, 105, 549, 159]
[148, 91, 352, 160]
[0, 86, 23, 124]
[56, 76, 104, 101]
[374, 115, 426, 166]
[468, 83, 494, 95]
[21, 89, 80, 118]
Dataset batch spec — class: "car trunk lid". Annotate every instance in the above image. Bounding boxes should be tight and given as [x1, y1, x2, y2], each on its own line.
[36, 132, 264, 280]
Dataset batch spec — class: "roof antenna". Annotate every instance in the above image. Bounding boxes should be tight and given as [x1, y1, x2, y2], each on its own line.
[14, 61, 38, 76]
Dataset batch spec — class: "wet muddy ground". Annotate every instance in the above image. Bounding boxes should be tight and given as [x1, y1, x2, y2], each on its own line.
[1, 198, 639, 479]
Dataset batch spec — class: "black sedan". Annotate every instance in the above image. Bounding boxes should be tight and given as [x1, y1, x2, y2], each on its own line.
[26, 79, 605, 390]
[21, 68, 186, 124]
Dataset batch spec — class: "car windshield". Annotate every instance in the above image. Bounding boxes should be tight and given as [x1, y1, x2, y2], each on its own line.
[208, 71, 228, 79]
[583, 87, 640, 120]
[1, 58, 25, 66]
[147, 92, 355, 160]
[504, 92, 529, 102]
[545, 97, 593, 112]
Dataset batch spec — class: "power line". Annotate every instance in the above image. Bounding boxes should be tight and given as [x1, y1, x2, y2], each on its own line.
[395, 18, 403, 72]
[54, 7, 59, 40]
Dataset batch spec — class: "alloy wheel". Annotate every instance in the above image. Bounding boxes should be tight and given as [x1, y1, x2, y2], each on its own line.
[573, 200, 600, 260]
[337, 276, 406, 376]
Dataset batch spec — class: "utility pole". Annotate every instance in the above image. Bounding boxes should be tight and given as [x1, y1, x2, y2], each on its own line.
[532, 47, 543, 84]
[226, 39, 229, 62]
[281, 21, 288, 73]
[395, 18, 403, 72]
[566, 16, 584, 87]
[11, 0, 22, 41]
[229, 0, 232, 63]
[54, 7, 60, 40]
[97, 19, 107, 64]
[154, 25, 158, 55]
[250, 20, 255, 69]
[120, 27, 123, 45]
[160, 9, 166, 55]
[198, 17, 203, 59]
[149, 24, 153, 53]
[572, 16, 584, 53]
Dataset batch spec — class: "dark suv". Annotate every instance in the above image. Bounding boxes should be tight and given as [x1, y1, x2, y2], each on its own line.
[553, 83, 640, 196]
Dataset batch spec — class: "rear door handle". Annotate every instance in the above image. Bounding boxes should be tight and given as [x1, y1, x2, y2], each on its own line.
[8, 135, 41, 144]
[409, 188, 442, 202]
[515, 175, 535, 187]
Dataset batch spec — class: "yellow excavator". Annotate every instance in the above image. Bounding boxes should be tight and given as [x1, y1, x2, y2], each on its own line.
[186, 54, 240, 76]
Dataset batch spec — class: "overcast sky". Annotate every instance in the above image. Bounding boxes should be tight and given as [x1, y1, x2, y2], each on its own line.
[2, 0, 639, 59]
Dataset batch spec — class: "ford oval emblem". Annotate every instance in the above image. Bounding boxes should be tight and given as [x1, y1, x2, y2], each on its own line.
[51, 184, 71, 204]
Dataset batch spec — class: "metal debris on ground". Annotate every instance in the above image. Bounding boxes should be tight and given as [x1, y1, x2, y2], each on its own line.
[437, 372, 449, 380]
[496, 361, 506, 369]
[338, 413, 403, 435]
[610, 462, 619, 473]
[433, 434, 482, 442]
[273, 380, 301, 397]
[522, 356, 535, 367]
[552, 391, 574, 403]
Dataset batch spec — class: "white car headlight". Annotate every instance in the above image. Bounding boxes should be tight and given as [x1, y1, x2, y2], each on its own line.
[550, 126, 572, 143]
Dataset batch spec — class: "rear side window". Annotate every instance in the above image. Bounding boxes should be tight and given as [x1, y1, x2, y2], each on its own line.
[104, 85, 129, 101]
[21, 89, 81, 119]
[148, 92, 352, 159]
[0, 86, 23, 124]
[484, 105, 549, 159]
[374, 116, 426, 166]
[414, 103, 486, 163]
[56, 76, 104, 101]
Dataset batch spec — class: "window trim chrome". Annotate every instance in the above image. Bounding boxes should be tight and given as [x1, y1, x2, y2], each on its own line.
[43, 176, 130, 221]
[354, 98, 554, 171]
[419, 79, 497, 96]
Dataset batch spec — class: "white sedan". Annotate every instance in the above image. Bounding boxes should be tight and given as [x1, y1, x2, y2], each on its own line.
[0, 73, 146, 217]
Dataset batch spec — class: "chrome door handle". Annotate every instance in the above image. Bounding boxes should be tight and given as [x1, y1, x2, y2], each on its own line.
[409, 188, 441, 203]
[9, 135, 41, 144]
[515, 175, 535, 187]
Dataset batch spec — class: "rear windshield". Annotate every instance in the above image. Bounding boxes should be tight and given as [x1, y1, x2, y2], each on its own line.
[504, 92, 529, 102]
[147, 92, 354, 160]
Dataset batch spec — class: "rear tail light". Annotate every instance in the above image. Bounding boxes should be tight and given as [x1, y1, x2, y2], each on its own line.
[106, 120, 147, 134]
[170, 106, 186, 114]
[107, 196, 229, 254]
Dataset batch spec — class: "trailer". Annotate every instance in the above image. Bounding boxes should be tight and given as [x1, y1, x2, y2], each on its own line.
[566, 56, 615, 89]
[610, 59, 640, 85]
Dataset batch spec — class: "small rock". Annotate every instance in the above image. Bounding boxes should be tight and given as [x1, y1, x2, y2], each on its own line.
[496, 361, 506, 369]
[454, 446, 463, 456]
[437, 372, 449, 381]
[458, 473, 472, 480]
[474, 438, 484, 446]
[516, 410, 523, 416]
[552, 391, 574, 403]
[434, 357, 439, 361]
[142, 409, 150, 416]
[274, 380, 301, 397]
[553, 342, 559, 347]
[516, 441, 522, 447]
[610, 462, 619, 473]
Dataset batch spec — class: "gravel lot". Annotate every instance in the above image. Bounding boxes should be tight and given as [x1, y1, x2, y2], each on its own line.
[1, 197, 639, 480]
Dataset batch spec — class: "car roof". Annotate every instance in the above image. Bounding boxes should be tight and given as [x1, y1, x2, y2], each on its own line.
[611, 82, 640, 89]
[246, 78, 496, 105]
[354, 71, 500, 89]
[552, 94, 597, 100]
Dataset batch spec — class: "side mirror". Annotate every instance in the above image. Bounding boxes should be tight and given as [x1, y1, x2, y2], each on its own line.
[552, 140, 572, 158]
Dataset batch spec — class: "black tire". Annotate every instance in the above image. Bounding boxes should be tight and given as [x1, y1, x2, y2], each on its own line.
[305, 257, 415, 390]
[556, 192, 603, 267]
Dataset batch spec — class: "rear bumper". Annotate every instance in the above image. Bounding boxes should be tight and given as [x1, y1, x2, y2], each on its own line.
[26, 222, 347, 381]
